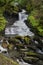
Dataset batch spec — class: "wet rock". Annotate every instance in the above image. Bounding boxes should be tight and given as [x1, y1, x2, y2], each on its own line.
[4, 11, 19, 26]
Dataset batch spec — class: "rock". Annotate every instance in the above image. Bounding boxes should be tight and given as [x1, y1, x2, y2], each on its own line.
[23, 56, 39, 64]
[8, 44, 14, 50]
[20, 49, 28, 52]
[24, 36, 30, 45]
[8, 49, 21, 59]
[2, 42, 8, 48]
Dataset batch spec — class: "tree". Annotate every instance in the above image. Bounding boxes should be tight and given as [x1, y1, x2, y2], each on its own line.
[18, 0, 28, 8]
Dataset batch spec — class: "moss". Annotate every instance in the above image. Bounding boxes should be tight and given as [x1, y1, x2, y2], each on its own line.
[15, 36, 24, 40]
[0, 53, 19, 65]
[0, 16, 7, 31]
[37, 26, 43, 36]
[10, 38, 20, 43]
[24, 51, 37, 56]
[24, 36, 30, 44]
[23, 56, 39, 60]
[27, 9, 43, 36]
[8, 44, 14, 50]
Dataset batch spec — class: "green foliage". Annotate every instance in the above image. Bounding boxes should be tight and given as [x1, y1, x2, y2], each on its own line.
[37, 26, 43, 36]
[0, 16, 7, 31]
[27, 8, 43, 36]
[26, 4, 32, 12]
[0, 0, 15, 5]
[0, 0, 19, 32]
[28, 15, 39, 27]
[27, 10, 39, 27]
[18, 0, 28, 8]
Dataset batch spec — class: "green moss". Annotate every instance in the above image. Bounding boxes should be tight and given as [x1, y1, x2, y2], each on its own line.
[15, 36, 24, 39]
[24, 51, 37, 56]
[0, 16, 7, 31]
[23, 56, 39, 60]
[24, 36, 30, 44]
[0, 53, 19, 65]
[37, 26, 43, 36]
[8, 44, 14, 50]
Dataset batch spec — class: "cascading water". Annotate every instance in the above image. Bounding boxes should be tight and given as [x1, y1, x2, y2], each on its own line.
[5, 9, 34, 37]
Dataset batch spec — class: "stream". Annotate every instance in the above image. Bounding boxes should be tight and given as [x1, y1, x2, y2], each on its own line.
[0, 9, 43, 65]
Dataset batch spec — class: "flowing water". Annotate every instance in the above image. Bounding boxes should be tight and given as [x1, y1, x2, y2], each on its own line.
[17, 59, 31, 65]
[5, 9, 34, 37]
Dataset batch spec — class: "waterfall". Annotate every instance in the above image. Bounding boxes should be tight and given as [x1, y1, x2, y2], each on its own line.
[19, 13, 22, 21]
[19, 9, 28, 21]
[5, 9, 34, 37]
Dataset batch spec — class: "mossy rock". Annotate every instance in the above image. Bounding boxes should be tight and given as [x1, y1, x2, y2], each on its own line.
[23, 56, 39, 61]
[20, 49, 28, 52]
[0, 53, 19, 65]
[9, 37, 20, 44]
[24, 51, 38, 56]
[15, 36, 24, 40]
[24, 36, 30, 44]
[8, 44, 14, 50]
[23, 56, 39, 63]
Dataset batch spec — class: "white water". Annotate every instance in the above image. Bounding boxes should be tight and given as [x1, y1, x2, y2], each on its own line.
[0, 45, 7, 53]
[37, 49, 43, 54]
[5, 9, 34, 37]
[0, 40, 8, 53]
[17, 59, 31, 65]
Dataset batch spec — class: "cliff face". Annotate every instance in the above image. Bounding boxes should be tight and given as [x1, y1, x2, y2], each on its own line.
[0, 53, 19, 65]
